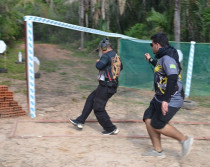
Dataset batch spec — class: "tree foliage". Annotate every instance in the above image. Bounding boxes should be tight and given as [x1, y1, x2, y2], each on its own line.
[125, 23, 147, 39]
[0, 0, 209, 45]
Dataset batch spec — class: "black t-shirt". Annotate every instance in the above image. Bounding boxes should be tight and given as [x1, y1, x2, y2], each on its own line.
[98, 50, 122, 82]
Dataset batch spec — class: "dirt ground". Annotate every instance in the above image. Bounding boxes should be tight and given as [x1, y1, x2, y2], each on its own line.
[0, 44, 210, 167]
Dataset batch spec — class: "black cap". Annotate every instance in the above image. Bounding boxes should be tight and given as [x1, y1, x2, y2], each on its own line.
[96, 38, 111, 52]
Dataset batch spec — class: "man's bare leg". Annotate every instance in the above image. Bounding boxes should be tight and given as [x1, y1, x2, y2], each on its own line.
[155, 123, 193, 157]
[145, 119, 162, 152]
[155, 123, 187, 142]
[145, 119, 187, 150]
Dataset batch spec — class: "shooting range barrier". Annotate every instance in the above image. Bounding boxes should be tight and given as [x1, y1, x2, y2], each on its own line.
[119, 40, 210, 96]
[25, 16, 210, 118]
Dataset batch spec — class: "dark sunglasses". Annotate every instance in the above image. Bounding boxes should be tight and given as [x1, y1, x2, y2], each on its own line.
[150, 43, 157, 47]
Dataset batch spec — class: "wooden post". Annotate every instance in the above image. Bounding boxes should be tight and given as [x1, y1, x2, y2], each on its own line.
[117, 38, 121, 54]
[24, 21, 29, 114]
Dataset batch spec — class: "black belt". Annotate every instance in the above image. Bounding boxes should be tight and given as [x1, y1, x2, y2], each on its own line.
[99, 80, 118, 88]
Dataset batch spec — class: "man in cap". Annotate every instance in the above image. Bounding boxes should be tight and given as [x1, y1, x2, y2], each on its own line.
[69, 38, 123, 135]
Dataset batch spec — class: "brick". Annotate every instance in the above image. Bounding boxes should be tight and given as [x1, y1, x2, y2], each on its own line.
[0, 92, 5, 97]
[0, 98, 5, 102]
[0, 86, 26, 118]
[4, 91, 13, 97]
[0, 102, 9, 108]
[0, 110, 26, 118]
[9, 101, 18, 107]
[0, 85, 8, 91]
[1, 113, 16, 118]
[16, 110, 26, 114]
[13, 106, 22, 111]
[0, 107, 14, 113]
[4, 97, 13, 102]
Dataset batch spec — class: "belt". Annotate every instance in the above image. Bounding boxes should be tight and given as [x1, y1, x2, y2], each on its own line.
[99, 80, 118, 88]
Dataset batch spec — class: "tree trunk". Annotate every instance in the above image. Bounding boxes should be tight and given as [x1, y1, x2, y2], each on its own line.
[91, 0, 100, 28]
[116, 0, 122, 33]
[118, 0, 126, 15]
[101, 0, 105, 20]
[79, 0, 85, 49]
[84, 0, 89, 27]
[106, 0, 110, 31]
[90, 0, 95, 28]
[85, 13, 89, 28]
[50, 0, 54, 10]
[174, 0, 180, 47]
[49, 0, 56, 17]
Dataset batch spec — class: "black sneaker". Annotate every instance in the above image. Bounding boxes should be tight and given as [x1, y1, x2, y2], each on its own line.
[69, 119, 83, 129]
[102, 128, 120, 135]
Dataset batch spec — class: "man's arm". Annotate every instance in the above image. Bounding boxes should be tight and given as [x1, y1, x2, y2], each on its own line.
[162, 74, 178, 103]
[149, 58, 157, 66]
[161, 56, 180, 115]
[161, 74, 178, 115]
[96, 61, 106, 70]
[96, 54, 109, 70]
[144, 53, 157, 66]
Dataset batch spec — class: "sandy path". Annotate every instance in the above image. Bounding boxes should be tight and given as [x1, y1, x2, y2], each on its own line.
[0, 44, 209, 167]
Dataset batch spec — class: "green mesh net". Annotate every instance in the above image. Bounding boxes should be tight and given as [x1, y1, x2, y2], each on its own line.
[119, 39, 210, 96]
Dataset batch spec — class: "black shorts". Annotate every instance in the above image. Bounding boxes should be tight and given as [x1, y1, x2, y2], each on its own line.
[143, 98, 180, 129]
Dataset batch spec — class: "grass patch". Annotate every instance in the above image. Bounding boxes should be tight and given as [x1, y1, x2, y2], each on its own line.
[112, 98, 148, 106]
[82, 95, 86, 99]
[72, 98, 78, 102]
[190, 96, 210, 108]
[14, 89, 27, 95]
[0, 41, 25, 80]
[75, 75, 90, 81]
[0, 80, 12, 86]
[60, 43, 98, 59]
[40, 60, 60, 72]
[77, 84, 95, 90]
[59, 43, 88, 58]
[62, 61, 76, 67]
[81, 60, 95, 65]
[60, 72, 67, 75]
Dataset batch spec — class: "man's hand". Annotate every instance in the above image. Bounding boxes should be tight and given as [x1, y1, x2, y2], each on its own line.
[144, 53, 151, 62]
[96, 59, 100, 62]
[161, 101, 168, 115]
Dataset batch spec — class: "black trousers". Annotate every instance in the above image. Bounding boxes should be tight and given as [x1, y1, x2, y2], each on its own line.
[76, 84, 117, 132]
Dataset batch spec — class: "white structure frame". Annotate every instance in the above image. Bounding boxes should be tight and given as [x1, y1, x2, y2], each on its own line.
[24, 16, 134, 118]
[24, 16, 195, 118]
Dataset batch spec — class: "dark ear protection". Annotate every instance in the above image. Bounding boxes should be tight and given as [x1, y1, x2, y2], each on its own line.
[100, 38, 111, 51]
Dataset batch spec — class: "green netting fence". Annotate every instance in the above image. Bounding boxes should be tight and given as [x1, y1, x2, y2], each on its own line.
[119, 39, 210, 96]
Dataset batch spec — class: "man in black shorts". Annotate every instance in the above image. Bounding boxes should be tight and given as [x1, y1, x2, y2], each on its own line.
[143, 33, 193, 158]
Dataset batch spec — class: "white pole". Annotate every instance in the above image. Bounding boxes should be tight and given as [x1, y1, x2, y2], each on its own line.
[26, 21, 36, 118]
[23, 15, 148, 118]
[185, 41, 196, 98]
[18, 52, 22, 62]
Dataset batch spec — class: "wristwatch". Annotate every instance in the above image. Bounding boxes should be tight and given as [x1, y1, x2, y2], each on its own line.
[149, 58, 153, 63]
